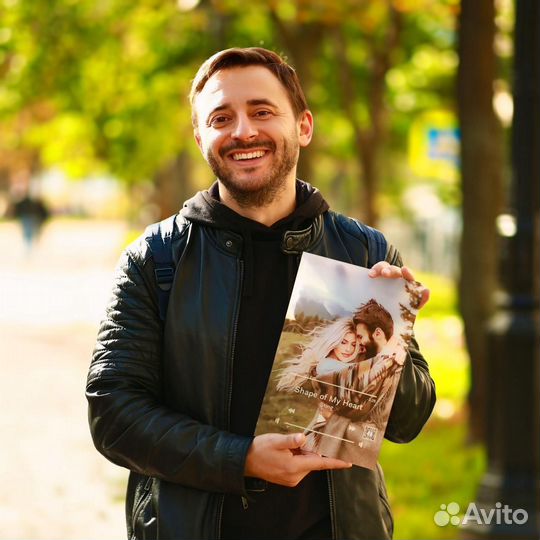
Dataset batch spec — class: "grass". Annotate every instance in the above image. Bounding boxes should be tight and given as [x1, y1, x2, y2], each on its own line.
[416, 316, 468, 403]
[414, 271, 469, 405]
[380, 418, 485, 540]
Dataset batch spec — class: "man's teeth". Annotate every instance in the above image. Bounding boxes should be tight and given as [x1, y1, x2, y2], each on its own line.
[232, 150, 266, 160]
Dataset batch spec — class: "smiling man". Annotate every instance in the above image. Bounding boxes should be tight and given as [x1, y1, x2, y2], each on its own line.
[87, 48, 436, 540]
[191, 61, 313, 223]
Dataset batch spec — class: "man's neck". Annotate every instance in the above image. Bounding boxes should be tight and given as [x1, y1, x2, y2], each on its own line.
[375, 339, 388, 356]
[217, 179, 297, 227]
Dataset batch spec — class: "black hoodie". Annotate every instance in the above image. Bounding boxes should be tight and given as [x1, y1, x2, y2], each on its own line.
[181, 181, 332, 540]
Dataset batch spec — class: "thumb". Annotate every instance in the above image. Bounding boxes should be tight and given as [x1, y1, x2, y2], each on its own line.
[419, 287, 430, 309]
[274, 432, 306, 450]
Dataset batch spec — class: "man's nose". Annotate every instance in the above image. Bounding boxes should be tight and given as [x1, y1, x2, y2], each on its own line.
[231, 114, 258, 140]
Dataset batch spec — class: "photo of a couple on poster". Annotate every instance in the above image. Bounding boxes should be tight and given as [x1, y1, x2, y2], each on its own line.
[276, 298, 406, 465]
[255, 253, 423, 469]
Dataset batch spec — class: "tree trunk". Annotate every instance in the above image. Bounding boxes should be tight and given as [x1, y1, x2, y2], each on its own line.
[358, 137, 378, 225]
[457, 0, 505, 443]
[270, 11, 325, 183]
[332, 5, 402, 226]
[154, 150, 193, 220]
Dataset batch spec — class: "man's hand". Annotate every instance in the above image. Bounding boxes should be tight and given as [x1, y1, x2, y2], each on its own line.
[244, 433, 352, 487]
[368, 261, 430, 309]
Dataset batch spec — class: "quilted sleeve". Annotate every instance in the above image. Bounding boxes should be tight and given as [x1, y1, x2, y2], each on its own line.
[86, 243, 252, 495]
[383, 247, 436, 441]
[384, 336, 436, 442]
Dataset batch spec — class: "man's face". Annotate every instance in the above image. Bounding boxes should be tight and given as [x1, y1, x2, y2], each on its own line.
[193, 66, 313, 208]
[355, 323, 379, 358]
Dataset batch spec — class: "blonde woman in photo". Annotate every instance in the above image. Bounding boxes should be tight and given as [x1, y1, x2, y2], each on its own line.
[276, 318, 367, 454]
[276, 317, 364, 393]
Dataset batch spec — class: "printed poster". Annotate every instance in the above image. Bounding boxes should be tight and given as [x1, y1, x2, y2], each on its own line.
[255, 252, 423, 469]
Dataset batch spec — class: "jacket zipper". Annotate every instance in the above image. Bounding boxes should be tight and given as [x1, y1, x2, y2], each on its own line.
[327, 471, 337, 540]
[131, 476, 153, 535]
[216, 258, 244, 539]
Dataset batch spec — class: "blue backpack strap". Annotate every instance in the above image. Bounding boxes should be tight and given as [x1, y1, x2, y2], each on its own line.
[352, 219, 388, 268]
[144, 214, 177, 321]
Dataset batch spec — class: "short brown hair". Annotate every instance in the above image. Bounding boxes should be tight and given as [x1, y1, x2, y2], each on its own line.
[353, 299, 394, 341]
[189, 47, 308, 125]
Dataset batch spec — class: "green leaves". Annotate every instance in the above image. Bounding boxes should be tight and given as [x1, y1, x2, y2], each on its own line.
[1, 0, 499, 220]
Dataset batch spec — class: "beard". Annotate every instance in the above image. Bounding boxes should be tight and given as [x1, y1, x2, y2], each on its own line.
[363, 337, 378, 359]
[206, 137, 298, 208]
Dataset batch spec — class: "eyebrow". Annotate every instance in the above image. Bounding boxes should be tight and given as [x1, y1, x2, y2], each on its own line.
[206, 98, 279, 123]
[247, 98, 279, 108]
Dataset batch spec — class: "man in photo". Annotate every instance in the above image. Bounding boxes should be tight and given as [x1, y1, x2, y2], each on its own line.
[312, 300, 408, 465]
[354, 299, 394, 360]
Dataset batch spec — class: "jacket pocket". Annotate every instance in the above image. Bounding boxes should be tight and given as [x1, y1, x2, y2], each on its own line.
[131, 477, 157, 540]
[376, 464, 394, 538]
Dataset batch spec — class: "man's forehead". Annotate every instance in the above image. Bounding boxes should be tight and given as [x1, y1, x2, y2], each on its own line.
[194, 65, 290, 110]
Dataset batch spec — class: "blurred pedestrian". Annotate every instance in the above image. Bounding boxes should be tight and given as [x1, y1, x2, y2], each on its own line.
[12, 193, 50, 251]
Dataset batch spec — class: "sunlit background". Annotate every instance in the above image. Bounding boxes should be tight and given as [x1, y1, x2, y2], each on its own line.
[0, 0, 518, 538]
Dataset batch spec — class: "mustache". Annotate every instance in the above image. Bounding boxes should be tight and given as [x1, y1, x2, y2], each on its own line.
[219, 140, 276, 158]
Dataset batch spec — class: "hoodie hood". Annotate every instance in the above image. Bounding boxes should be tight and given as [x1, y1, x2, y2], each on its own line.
[180, 180, 329, 297]
[180, 180, 329, 236]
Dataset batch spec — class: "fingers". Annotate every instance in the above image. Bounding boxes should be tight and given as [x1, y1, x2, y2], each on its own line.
[418, 287, 430, 310]
[245, 433, 353, 486]
[271, 432, 306, 450]
[369, 262, 430, 309]
[369, 261, 414, 280]
[295, 453, 353, 471]
[402, 266, 430, 309]
[400, 266, 415, 281]
[368, 261, 402, 279]
[277, 455, 353, 487]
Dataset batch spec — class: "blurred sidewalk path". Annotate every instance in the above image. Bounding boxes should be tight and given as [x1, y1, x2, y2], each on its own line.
[0, 219, 129, 539]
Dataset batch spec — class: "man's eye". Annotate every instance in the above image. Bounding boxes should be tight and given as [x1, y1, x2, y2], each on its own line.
[210, 116, 229, 126]
[254, 110, 271, 118]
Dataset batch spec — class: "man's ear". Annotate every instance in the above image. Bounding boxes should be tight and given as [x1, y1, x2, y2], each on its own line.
[194, 129, 203, 153]
[298, 110, 314, 148]
[373, 328, 384, 341]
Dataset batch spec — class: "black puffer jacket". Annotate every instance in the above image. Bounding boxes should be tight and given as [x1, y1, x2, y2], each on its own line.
[86, 195, 436, 540]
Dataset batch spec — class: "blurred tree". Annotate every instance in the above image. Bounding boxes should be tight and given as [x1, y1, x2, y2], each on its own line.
[264, 0, 457, 224]
[457, 0, 506, 443]
[267, 2, 325, 184]
[0, 0, 209, 216]
[0, 0, 458, 224]
[331, 2, 403, 225]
